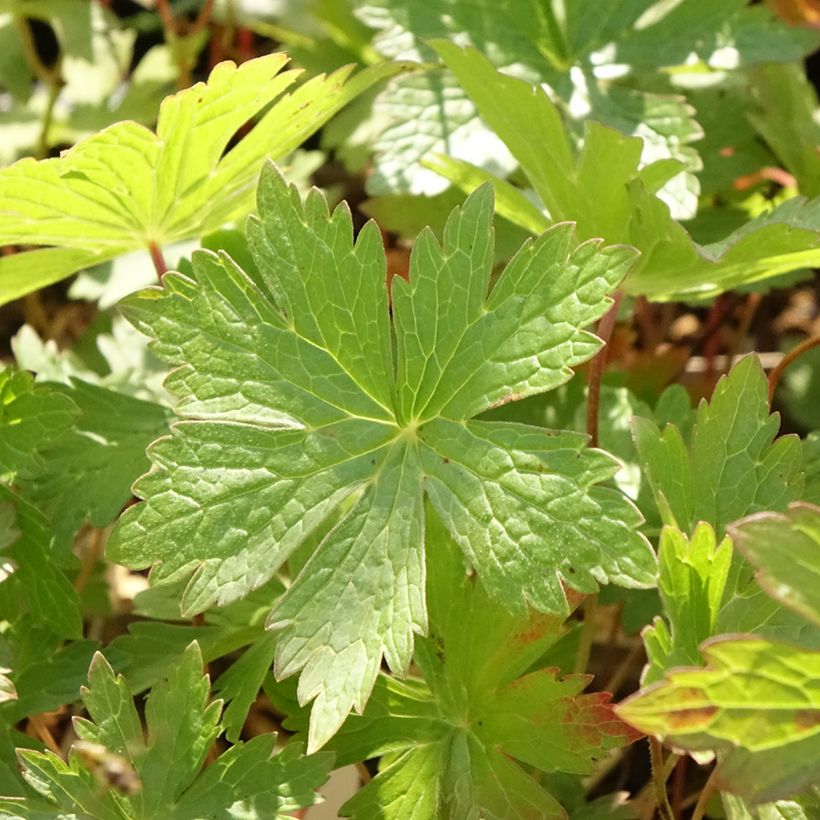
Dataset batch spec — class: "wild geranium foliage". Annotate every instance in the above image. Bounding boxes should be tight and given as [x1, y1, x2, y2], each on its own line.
[109, 167, 655, 748]
[1, 2, 820, 816]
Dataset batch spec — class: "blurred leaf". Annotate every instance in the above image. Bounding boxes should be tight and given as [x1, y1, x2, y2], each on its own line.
[730, 503, 820, 627]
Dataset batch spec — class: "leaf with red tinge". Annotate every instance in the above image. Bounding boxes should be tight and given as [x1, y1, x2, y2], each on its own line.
[617, 636, 820, 803]
[274, 519, 639, 819]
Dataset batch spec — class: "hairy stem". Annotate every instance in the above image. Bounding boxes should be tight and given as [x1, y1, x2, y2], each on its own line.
[691, 766, 719, 820]
[649, 737, 676, 820]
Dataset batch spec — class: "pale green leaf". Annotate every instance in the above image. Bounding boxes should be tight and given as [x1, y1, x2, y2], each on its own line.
[431, 43, 820, 301]
[642, 523, 733, 684]
[109, 168, 653, 749]
[617, 636, 820, 802]
[0, 54, 412, 304]
[730, 503, 820, 628]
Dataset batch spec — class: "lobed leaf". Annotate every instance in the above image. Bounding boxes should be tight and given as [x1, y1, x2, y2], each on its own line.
[617, 636, 820, 803]
[5, 643, 332, 819]
[109, 167, 654, 749]
[0, 54, 412, 304]
[280, 522, 638, 818]
[632, 355, 803, 536]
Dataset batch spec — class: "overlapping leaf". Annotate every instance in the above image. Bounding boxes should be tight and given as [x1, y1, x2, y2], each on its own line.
[278, 523, 638, 819]
[430, 44, 820, 301]
[356, 0, 816, 215]
[730, 503, 820, 628]
[1, 366, 170, 551]
[618, 637, 820, 803]
[0, 642, 332, 819]
[632, 355, 803, 536]
[642, 523, 733, 685]
[109, 167, 654, 748]
[0, 489, 81, 639]
[0, 52, 411, 304]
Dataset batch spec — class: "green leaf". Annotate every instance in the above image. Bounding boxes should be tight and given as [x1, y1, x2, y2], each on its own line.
[804, 433, 820, 505]
[16, 380, 170, 551]
[282, 522, 638, 819]
[730, 503, 820, 628]
[0, 489, 82, 639]
[0, 637, 98, 723]
[0, 368, 77, 479]
[109, 168, 654, 749]
[749, 64, 820, 198]
[10, 643, 331, 819]
[359, 0, 816, 213]
[642, 523, 733, 685]
[429, 43, 820, 301]
[0, 53, 413, 304]
[617, 636, 820, 803]
[633, 355, 803, 536]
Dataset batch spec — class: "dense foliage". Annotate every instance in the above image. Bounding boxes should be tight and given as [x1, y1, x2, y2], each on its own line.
[1, 1, 820, 817]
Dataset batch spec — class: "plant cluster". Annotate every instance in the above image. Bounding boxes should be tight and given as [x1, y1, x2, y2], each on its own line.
[1, 1, 820, 817]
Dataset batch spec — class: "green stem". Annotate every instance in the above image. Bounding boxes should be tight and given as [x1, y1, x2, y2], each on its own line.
[649, 737, 676, 820]
[15, 15, 64, 158]
[691, 766, 718, 820]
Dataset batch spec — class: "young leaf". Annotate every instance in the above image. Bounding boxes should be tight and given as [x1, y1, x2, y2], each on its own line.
[617, 636, 820, 803]
[642, 523, 733, 685]
[280, 522, 638, 818]
[730, 503, 820, 627]
[109, 168, 655, 749]
[0, 54, 412, 304]
[632, 355, 803, 536]
[5, 642, 332, 819]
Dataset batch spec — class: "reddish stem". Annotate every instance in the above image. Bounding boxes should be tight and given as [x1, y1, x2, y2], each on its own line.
[586, 290, 623, 448]
[148, 241, 168, 281]
[768, 332, 820, 404]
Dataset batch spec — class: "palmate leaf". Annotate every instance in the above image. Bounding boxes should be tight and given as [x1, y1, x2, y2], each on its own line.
[278, 522, 638, 819]
[0, 642, 331, 819]
[0, 53, 411, 305]
[109, 167, 655, 749]
[617, 637, 820, 803]
[356, 0, 816, 216]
